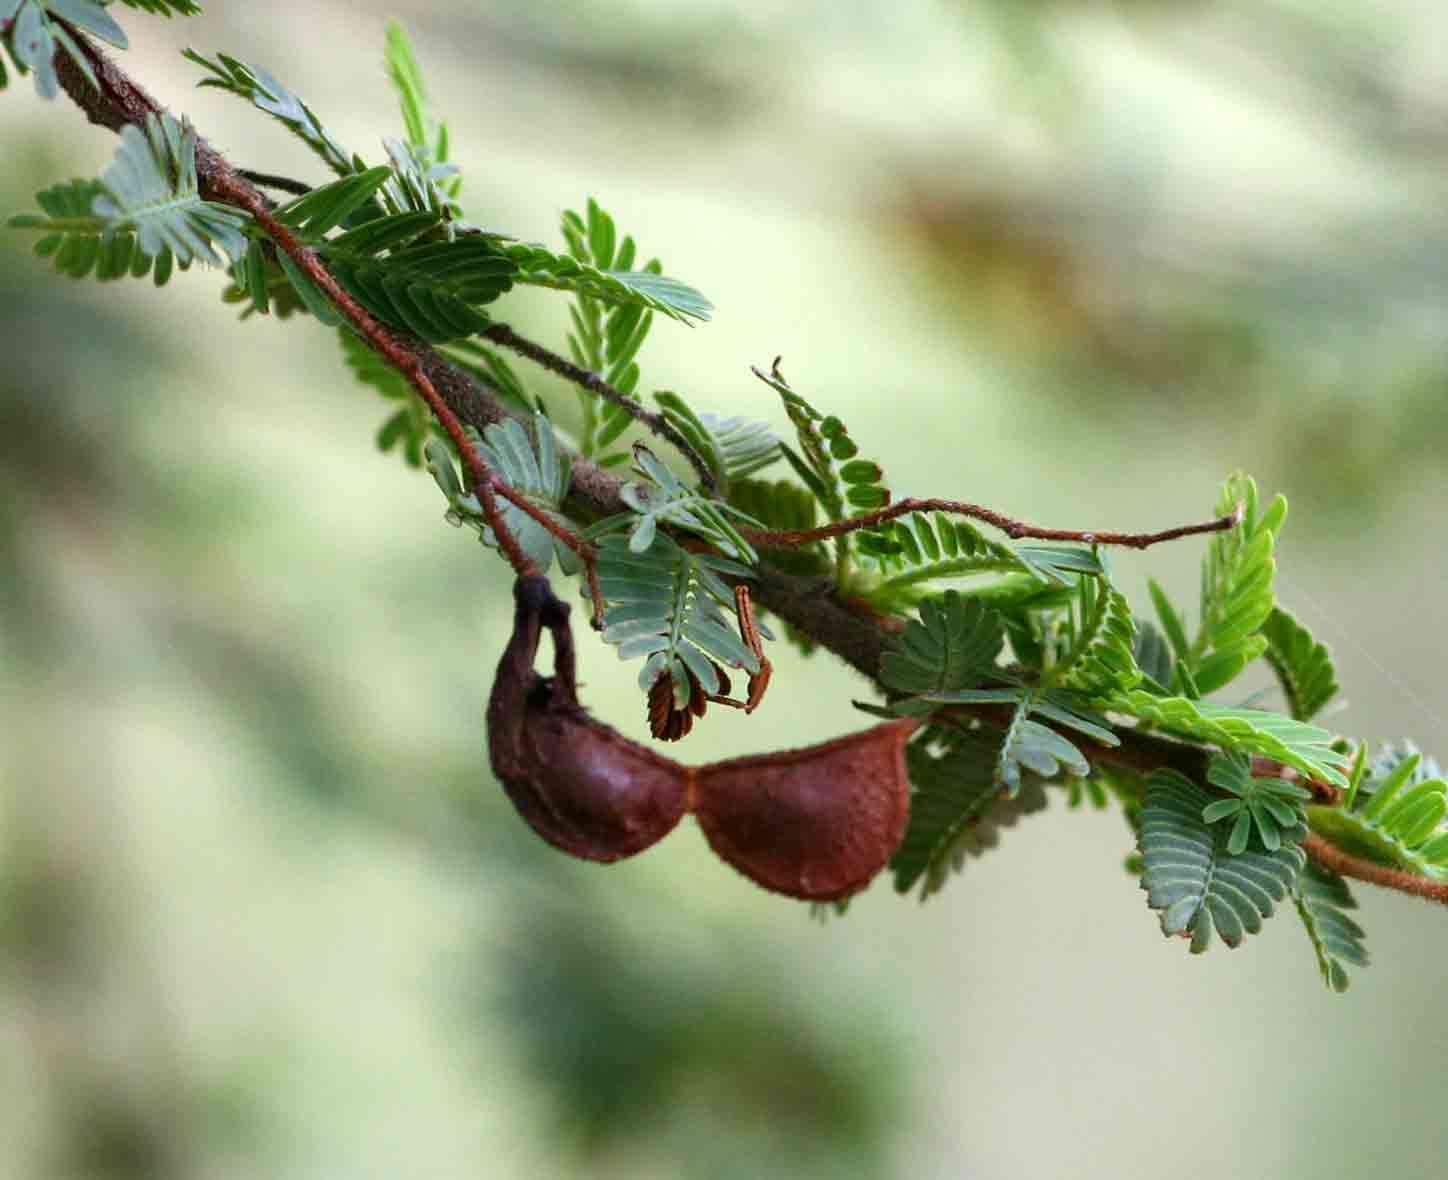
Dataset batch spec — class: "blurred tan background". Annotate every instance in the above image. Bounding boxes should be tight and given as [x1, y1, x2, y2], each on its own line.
[3, 1, 1448, 1177]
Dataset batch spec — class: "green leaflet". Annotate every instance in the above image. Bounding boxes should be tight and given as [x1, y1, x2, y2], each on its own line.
[377, 136, 462, 223]
[613, 445, 761, 563]
[186, 48, 357, 176]
[116, 0, 201, 14]
[1147, 578, 1190, 666]
[1139, 770, 1306, 953]
[3, 0, 127, 99]
[597, 533, 761, 706]
[254, 196, 517, 341]
[384, 21, 451, 181]
[274, 168, 394, 238]
[1201, 751, 1311, 855]
[382, 23, 460, 201]
[323, 228, 513, 342]
[562, 201, 649, 459]
[1143, 474, 1286, 698]
[725, 478, 830, 585]
[556, 200, 714, 461]
[95, 113, 249, 265]
[1364, 741, 1445, 798]
[654, 391, 779, 491]
[1190, 473, 1283, 694]
[858, 511, 1102, 614]
[993, 692, 1090, 794]
[753, 362, 893, 574]
[892, 735, 1049, 898]
[879, 591, 1004, 696]
[506, 238, 711, 324]
[882, 590, 1117, 795]
[1293, 862, 1368, 993]
[1106, 690, 1349, 788]
[1133, 620, 1174, 691]
[1307, 747, 1448, 881]
[1047, 573, 1143, 698]
[9, 179, 186, 284]
[425, 415, 579, 576]
[1262, 606, 1339, 721]
[757, 365, 846, 526]
[10, 115, 248, 269]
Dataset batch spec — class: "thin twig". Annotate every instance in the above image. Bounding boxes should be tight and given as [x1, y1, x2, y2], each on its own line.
[239, 169, 313, 197]
[482, 323, 718, 493]
[745, 496, 1243, 551]
[47, 27, 1448, 912]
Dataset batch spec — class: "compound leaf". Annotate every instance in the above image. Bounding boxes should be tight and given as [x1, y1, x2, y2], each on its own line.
[892, 735, 1049, 898]
[1139, 769, 1305, 953]
[1293, 862, 1368, 993]
[880, 590, 1004, 695]
[1262, 606, 1339, 722]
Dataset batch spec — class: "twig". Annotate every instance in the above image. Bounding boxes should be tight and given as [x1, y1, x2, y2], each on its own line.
[482, 323, 718, 493]
[46, 27, 1448, 912]
[239, 169, 313, 197]
[745, 496, 1243, 552]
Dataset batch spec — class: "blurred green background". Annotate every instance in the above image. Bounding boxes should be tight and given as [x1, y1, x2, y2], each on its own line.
[3, 1, 1448, 1177]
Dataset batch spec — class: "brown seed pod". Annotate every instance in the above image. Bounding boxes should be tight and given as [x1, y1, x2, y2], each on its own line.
[692, 719, 917, 901]
[487, 576, 690, 862]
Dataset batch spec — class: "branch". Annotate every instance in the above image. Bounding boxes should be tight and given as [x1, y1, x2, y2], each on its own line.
[53, 24, 608, 615]
[222, 180, 542, 576]
[1302, 833, 1448, 908]
[44, 26, 1448, 915]
[239, 169, 313, 197]
[745, 497, 1244, 552]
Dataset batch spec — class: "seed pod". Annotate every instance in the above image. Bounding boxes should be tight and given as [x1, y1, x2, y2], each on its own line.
[692, 719, 916, 901]
[488, 576, 690, 862]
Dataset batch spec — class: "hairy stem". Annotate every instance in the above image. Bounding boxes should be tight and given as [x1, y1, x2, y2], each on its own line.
[1302, 833, 1448, 908]
[238, 169, 314, 197]
[44, 25, 1444, 912]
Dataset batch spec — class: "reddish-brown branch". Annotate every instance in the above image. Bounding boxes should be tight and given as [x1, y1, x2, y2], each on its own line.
[1303, 833, 1448, 908]
[43, 26, 1448, 913]
[745, 496, 1244, 552]
[53, 25, 611, 614]
[212, 177, 542, 575]
[481, 323, 717, 492]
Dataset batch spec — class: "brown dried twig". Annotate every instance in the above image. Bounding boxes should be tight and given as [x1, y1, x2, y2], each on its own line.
[745, 496, 1243, 552]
